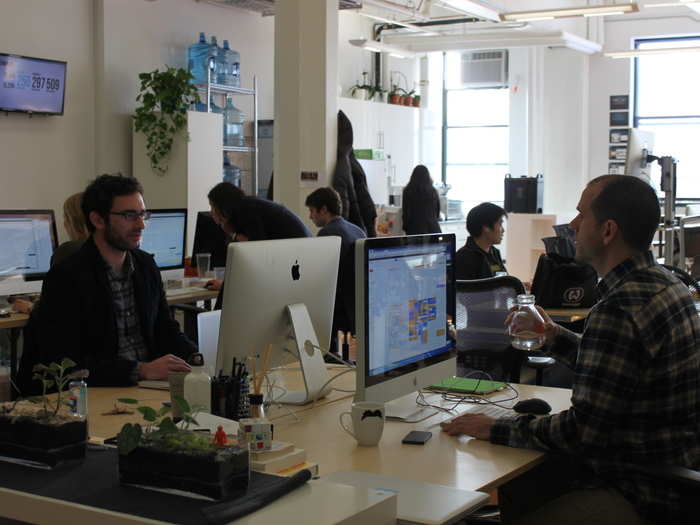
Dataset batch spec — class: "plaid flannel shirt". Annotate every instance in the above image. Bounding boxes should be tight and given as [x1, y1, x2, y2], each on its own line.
[491, 251, 700, 520]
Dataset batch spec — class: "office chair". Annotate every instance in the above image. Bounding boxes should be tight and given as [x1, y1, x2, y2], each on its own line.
[633, 463, 700, 524]
[661, 264, 699, 295]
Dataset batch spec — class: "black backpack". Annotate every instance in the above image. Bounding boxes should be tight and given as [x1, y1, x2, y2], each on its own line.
[531, 253, 598, 308]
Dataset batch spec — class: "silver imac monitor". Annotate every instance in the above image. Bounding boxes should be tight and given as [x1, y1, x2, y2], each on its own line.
[625, 128, 655, 184]
[0, 210, 58, 296]
[139, 208, 187, 278]
[216, 237, 341, 405]
[354, 233, 457, 420]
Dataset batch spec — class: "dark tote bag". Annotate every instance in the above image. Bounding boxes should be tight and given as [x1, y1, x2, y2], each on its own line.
[531, 253, 598, 308]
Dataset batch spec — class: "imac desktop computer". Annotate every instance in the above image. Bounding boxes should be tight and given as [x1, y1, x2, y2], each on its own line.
[216, 236, 341, 405]
[192, 211, 230, 271]
[139, 208, 187, 280]
[0, 210, 58, 297]
[354, 233, 457, 420]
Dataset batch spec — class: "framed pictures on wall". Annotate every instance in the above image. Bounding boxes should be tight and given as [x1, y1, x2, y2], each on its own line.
[610, 111, 629, 127]
[609, 162, 625, 175]
[608, 94, 630, 174]
[610, 95, 629, 110]
[610, 129, 629, 143]
[609, 145, 628, 161]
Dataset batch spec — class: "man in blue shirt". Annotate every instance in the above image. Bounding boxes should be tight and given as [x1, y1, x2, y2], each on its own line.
[306, 187, 366, 356]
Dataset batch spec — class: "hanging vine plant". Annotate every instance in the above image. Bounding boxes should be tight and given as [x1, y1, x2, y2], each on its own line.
[134, 66, 200, 175]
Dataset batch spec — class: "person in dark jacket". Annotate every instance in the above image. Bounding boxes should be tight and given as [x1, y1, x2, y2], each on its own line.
[206, 182, 311, 308]
[455, 202, 507, 280]
[401, 165, 441, 235]
[305, 187, 366, 355]
[332, 110, 377, 237]
[17, 175, 195, 393]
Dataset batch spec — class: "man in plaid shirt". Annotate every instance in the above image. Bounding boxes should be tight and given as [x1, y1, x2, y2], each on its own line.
[443, 175, 699, 524]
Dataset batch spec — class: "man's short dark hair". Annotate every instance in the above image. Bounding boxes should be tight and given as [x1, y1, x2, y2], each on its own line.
[588, 175, 660, 252]
[82, 174, 143, 233]
[207, 182, 246, 223]
[466, 202, 507, 238]
[305, 187, 342, 216]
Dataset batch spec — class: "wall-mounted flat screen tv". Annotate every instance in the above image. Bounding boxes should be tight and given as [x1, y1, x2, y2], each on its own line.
[0, 53, 67, 115]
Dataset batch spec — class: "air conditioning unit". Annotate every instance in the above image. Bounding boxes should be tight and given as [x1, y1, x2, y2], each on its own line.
[461, 49, 508, 88]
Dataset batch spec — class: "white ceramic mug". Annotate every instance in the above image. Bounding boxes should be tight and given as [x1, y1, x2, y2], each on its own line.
[339, 401, 385, 446]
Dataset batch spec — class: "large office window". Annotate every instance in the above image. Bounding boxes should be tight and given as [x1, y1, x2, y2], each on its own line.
[443, 52, 509, 215]
[634, 36, 700, 197]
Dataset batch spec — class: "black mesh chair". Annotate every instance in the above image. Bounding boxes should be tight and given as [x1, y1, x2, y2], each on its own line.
[455, 276, 527, 382]
[662, 264, 699, 295]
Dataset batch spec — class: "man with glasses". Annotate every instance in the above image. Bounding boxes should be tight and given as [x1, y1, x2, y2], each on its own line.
[18, 175, 194, 391]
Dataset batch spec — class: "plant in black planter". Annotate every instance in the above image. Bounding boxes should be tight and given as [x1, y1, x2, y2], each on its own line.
[117, 396, 249, 500]
[0, 358, 88, 469]
[133, 66, 200, 176]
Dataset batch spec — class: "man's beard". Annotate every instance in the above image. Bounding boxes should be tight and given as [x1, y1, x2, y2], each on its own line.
[104, 223, 140, 252]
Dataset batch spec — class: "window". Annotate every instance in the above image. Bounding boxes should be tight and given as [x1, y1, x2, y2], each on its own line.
[634, 36, 700, 197]
[443, 52, 509, 215]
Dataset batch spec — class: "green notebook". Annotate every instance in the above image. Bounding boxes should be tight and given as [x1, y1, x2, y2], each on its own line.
[427, 377, 506, 395]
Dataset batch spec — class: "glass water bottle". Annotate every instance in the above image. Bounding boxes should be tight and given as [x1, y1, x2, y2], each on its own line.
[508, 294, 546, 351]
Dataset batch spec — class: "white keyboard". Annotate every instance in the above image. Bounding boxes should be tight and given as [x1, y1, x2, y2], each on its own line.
[165, 286, 207, 297]
[428, 403, 514, 428]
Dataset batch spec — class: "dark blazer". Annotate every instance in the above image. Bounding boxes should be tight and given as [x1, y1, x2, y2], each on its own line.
[18, 237, 196, 392]
[401, 187, 441, 235]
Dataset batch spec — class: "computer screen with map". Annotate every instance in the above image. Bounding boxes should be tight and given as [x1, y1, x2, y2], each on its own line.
[354, 234, 457, 419]
[0, 210, 58, 283]
[140, 209, 187, 270]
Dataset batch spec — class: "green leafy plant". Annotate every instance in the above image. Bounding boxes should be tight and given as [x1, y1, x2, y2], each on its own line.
[133, 67, 200, 175]
[28, 358, 88, 421]
[116, 396, 210, 456]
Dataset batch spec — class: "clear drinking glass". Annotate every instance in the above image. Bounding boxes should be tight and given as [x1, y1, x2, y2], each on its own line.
[508, 294, 546, 351]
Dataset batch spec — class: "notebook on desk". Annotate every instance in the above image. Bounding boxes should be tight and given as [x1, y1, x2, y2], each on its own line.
[137, 380, 169, 390]
[323, 470, 489, 525]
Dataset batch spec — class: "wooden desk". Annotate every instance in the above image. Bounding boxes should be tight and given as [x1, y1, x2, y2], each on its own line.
[544, 307, 590, 323]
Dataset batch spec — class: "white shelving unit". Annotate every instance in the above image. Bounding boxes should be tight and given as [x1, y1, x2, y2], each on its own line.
[504, 213, 557, 283]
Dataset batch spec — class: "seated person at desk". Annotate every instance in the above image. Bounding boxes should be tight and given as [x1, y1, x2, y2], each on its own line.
[455, 202, 507, 280]
[401, 165, 441, 235]
[206, 182, 311, 305]
[10, 192, 90, 315]
[305, 187, 366, 355]
[18, 175, 194, 392]
[443, 176, 700, 524]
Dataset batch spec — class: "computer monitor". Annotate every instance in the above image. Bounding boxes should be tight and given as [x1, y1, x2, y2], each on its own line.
[354, 234, 457, 420]
[216, 236, 341, 405]
[625, 128, 655, 184]
[192, 211, 230, 269]
[139, 209, 187, 270]
[0, 210, 58, 286]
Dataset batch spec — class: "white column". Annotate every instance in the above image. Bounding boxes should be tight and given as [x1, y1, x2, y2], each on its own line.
[274, 0, 338, 219]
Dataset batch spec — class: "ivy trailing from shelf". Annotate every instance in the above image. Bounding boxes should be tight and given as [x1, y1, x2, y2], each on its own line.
[133, 67, 200, 175]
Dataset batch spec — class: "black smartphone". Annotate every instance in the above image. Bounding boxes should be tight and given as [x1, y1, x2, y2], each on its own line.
[402, 430, 432, 445]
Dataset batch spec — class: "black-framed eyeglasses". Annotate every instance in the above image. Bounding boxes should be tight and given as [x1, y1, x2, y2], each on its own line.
[109, 210, 152, 222]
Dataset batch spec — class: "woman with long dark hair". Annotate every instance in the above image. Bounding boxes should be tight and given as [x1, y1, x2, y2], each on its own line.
[402, 165, 441, 235]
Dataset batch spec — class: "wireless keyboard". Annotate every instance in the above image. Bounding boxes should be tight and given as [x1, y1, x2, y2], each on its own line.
[428, 403, 514, 428]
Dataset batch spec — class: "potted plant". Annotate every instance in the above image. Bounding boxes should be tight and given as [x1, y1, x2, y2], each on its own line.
[403, 89, 415, 106]
[0, 358, 88, 469]
[412, 94, 421, 107]
[373, 86, 388, 103]
[133, 66, 200, 176]
[349, 72, 373, 100]
[388, 85, 403, 105]
[117, 396, 249, 500]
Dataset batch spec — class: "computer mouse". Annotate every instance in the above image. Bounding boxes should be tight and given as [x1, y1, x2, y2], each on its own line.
[513, 398, 552, 415]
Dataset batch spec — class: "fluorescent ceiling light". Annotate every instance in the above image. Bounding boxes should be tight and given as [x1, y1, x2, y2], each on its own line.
[384, 30, 601, 54]
[604, 46, 700, 58]
[645, 1, 700, 6]
[349, 38, 416, 59]
[500, 2, 638, 22]
[436, 0, 501, 22]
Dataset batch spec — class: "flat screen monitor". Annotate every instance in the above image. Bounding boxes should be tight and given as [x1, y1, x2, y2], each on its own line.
[192, 211, 230, 269]
[0, 53, 67, 115]
[625, 128, 655, 184]
[354, 234, 457, 419]
[0, 210, 58, 281]
[217, 237, 340, 404]
[139, 209, 187, 270]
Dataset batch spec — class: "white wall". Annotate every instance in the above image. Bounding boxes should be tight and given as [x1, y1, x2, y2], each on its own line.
[588, 12, 700, 181]
[0, 0, 95, 242]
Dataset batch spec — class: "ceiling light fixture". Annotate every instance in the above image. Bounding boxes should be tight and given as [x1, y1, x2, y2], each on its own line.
[604, 45, 700, 58]
[435, 0, 502, 22]
[500, 2, 638, 22]
[349, 38, 417, 59]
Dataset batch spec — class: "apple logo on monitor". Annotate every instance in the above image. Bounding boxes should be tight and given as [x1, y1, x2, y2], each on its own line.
[291, 260, 300, 281]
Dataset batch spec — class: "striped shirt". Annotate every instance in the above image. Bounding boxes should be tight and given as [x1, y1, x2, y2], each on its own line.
[105, 253, 148, 379]
[491, 251, 700, 521]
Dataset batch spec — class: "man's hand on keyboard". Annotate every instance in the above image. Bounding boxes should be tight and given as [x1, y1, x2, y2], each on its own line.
[139, 354, 191, 380]
[441, 414, 495, 440]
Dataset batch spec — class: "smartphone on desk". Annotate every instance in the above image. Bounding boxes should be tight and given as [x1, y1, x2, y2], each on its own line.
[402, 430, 432, 445]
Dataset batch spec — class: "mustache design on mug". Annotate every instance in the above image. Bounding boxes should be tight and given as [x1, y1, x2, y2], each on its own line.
[361, 409, 383, 421]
